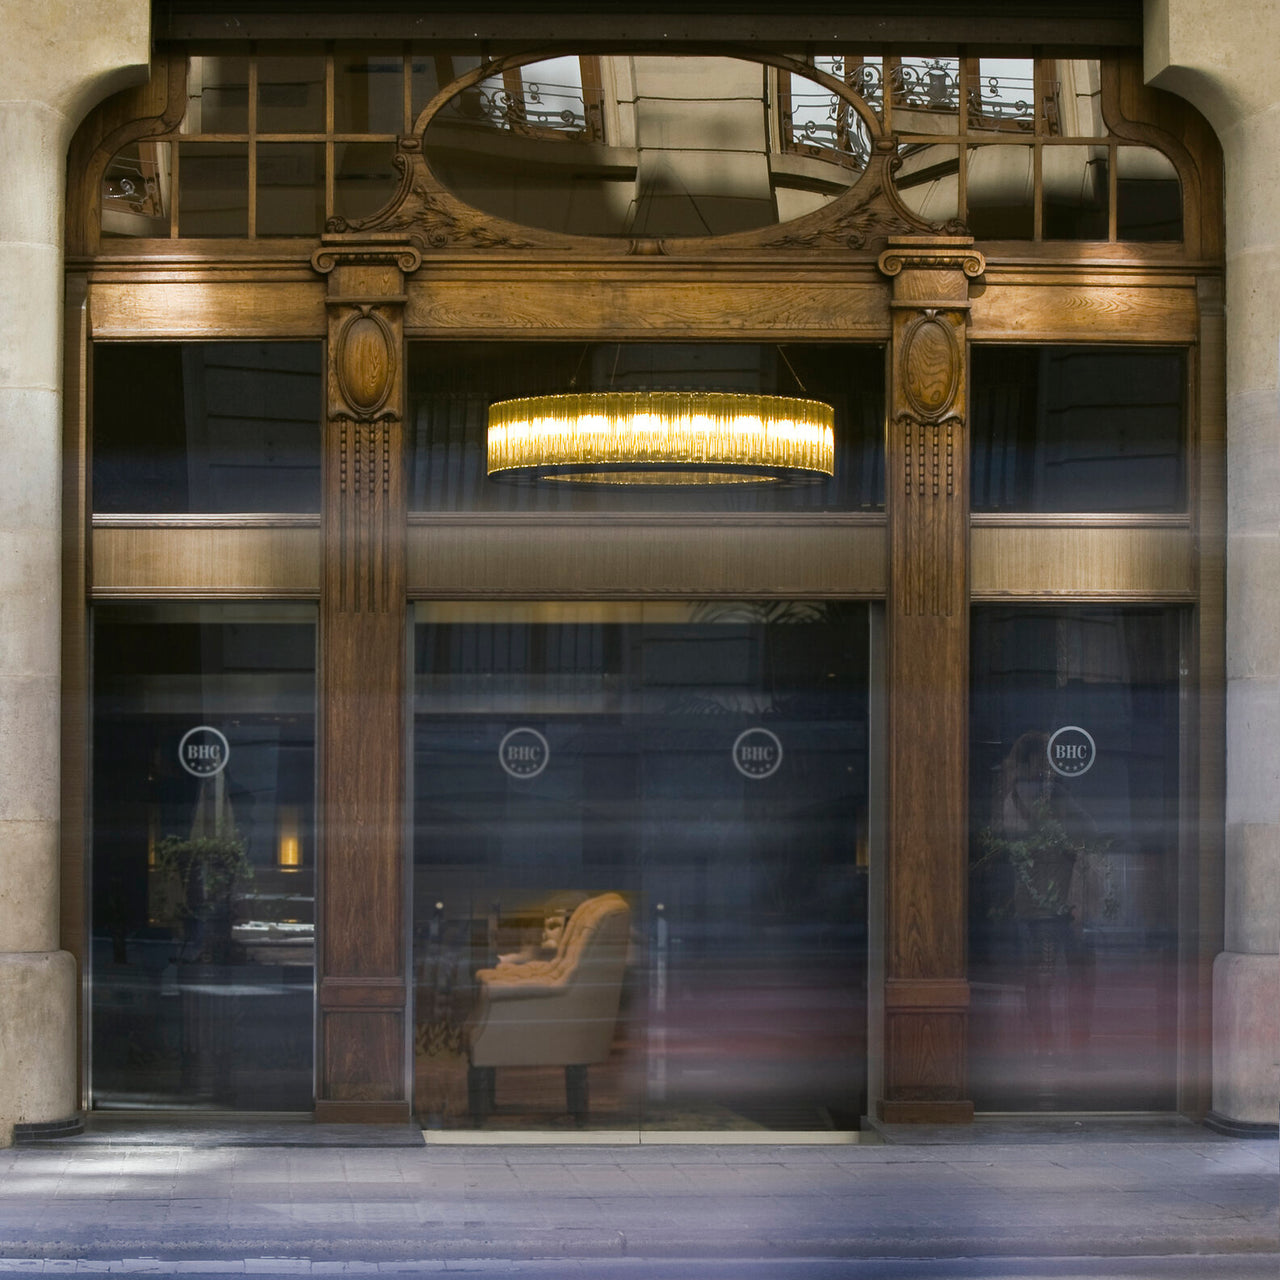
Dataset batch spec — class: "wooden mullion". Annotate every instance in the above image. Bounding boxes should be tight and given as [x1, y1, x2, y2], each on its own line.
[247, 55, 258, 238]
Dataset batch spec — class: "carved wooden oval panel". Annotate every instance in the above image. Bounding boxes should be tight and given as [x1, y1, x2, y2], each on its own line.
[338, 310, 395, 416]
[902, 314, 959, 421]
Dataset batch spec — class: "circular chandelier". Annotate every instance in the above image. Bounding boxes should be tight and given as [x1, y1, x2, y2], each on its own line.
[486, 391, 835, 485]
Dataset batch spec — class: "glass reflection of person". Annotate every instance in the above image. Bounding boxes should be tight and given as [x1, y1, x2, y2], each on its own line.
[992, 730, 1098, 1062]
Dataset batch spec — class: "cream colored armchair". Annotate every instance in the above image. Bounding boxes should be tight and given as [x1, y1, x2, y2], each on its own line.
[466, 892, 631, 1122]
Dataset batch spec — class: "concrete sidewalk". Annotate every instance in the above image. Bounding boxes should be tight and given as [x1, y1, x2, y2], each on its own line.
[0, 1117, 1274, 1275]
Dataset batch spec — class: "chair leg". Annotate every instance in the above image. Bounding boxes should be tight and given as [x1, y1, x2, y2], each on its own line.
[565, 1064, 589, 1123]
[468, 1065, 495, 1123]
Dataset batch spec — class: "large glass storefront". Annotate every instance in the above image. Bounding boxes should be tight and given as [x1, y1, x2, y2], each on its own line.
[90, 605, 317, 1109]
[968, 606, 1183, 1111]
[411, 602, 871, 1132]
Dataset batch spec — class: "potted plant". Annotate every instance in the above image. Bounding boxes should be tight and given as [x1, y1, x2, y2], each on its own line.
[151, 832, 252, 963]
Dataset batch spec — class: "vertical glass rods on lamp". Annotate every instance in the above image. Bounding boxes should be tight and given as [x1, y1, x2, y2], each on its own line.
[486, 390, 835, 484]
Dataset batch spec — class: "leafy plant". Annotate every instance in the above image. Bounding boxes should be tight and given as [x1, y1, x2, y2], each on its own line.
[975, 797, 1117, 921]
[151, 833, 252, 928]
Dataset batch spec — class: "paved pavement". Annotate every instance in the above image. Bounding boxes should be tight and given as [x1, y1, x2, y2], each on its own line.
[0, 1117, 1274, 1277]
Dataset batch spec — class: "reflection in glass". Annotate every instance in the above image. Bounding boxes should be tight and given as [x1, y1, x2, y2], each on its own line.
[257, 56, 325, 134]
[256, 143, 325, 236]
[966, 143, 1034, 239]
[406, 342, 885, 513]
[890, 56, 961, 133]
[969, 607, 1181, 1111]
[1049, 60, 1104, 136]
[412, 601, 870, 1131]
[1117, 146, 1182, 241]
[335, 141, 399, 221]
[93, 342, 322, 513]
[335, 50, 405, 134]
[894, 143, 959, 225]
[101, 140, 171, 238]
[969, 58, 1035, 132]
[970, 346, 1185, 513]
[184, 56, 249, 134]
[178, 143, 248, 237]
[423, 55, 861, 238]
[1042, 145, 1108, 239]
[91, 605, 317, 1110]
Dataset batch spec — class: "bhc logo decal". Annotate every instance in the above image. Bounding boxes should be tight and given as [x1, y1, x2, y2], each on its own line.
[499, 727, 550, 779]
[1046, 725, 1096, 778]
[178, 725, 230, 778]
[732, 727, 783, 779]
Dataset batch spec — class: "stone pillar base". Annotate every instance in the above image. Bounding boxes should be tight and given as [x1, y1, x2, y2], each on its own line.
[0, 951, 77, 1148]
[1212, 950, 1280, 1128]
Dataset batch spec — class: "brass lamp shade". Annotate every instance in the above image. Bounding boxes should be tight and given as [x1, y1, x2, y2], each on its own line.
[486, 391, 835, 484]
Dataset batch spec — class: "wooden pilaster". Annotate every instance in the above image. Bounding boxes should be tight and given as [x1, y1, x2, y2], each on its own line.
[312, 242, 420, 1121]
[878, 237, 984, 1124]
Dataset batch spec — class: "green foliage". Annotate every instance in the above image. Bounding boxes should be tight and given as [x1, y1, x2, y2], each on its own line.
[151, 833, 252, 926]
[976, 797, 1117, 921]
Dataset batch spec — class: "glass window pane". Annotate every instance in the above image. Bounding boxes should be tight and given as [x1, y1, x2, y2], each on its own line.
[101, 140, 172, 238]
[412, 53, 481, 123]
[91, 604, 317, 1111]
[406, 342, 885, 513]
[335, 50, 404, 133]
[1042, 145, 1108, 239]
[969, 606, 1181, 1111]
[969, 58, 1035, 133]
[93, 342, 323, 514]
[413, 601, 869, 1133]
[970, 346, 1185, 513]
[893, 142, 960, 224]
[335, 141, 399, 222]
[966, 143, 1034, 239]
[184, 56, 249, 134]
[257, 56, 325, 133]
[178, 142, 248, 237]
[1048, 59, 1103, 137]
[256, 142, 325, 236]
[890, 56, 961, 133]
[1117, 146, 1183, 241]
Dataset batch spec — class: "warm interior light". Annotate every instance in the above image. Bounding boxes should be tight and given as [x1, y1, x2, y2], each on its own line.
[487, 391, 835, 484]
[278, 805, 302, 870]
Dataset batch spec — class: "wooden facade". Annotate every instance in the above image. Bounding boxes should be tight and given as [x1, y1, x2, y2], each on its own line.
[63, 44, 1224, 1123]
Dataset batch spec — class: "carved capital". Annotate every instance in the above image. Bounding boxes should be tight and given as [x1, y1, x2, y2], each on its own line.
[312, 241, 422, 275]
[878, 237, 985, 280]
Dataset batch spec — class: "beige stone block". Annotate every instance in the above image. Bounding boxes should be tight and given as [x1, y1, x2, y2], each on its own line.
[1222, 117, 1280, 257]
[0, 387, 59, 532]
[636, 98, 770, 154]
[0, 243, 60, 393]
[0, 950, 77, 1145]
[1212, 949, 1280, 1127]
[1223, 255, 1280, 397]
[0, 820, 58, 953]
[1145, 0, 1280, 133]
[5, 0, 150, 134]
[0, 674, 60, 823]
[1225, 823, 1280, 954]
[1225, 675, 1280, 827]
[0, 104, 64, 249]
[1226, 532, 1280, 680]
[1226, 389, 1280, 535]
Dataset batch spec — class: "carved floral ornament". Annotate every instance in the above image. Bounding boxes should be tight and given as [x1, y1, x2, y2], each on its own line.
[319, 50, 963, 260]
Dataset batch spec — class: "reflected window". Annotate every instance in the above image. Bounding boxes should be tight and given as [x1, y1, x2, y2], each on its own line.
[971, 346, 1185, 513]
[406, 342, 885, 513]
[93, 342, 322, 514]
[969, 607, 1182, 1111]
[91, 604, 317, 1111]
[412, 601, 871, 1132]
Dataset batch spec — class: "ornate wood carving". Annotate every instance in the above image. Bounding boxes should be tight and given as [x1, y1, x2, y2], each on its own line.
[316, 253, 412, 1120]
[879, 237, 984, 1123]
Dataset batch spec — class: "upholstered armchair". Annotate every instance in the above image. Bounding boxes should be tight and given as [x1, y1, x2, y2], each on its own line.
[466, 891, 631, 1122]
